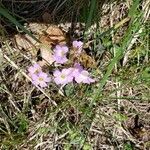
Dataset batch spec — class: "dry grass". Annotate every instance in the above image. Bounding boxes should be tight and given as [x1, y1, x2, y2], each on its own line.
[0, 0, 150, 149]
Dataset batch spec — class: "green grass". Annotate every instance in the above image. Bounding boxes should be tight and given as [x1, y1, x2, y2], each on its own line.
[0, 0, 150, 149]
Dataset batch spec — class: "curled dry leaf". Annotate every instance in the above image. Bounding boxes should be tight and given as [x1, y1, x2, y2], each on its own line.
[45, 25, 66, 45]
[39, 35, 54, 46]
[27, 23, 66, 44]
[38, 26, 67, 67]
[26, 23, 48, 35]
[79, 51, 97, 68]
[38, 44, 54, 67]
[15, 34, 40, 57]
[69, 47, 97, 69]
[15, 24, 67, 67]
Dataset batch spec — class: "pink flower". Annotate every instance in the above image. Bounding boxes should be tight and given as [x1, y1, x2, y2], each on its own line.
[31, 72, 51, 88]
[28, 63, 42, 75]
[53, 64, 95, 85]
[53, 68, 73, 85]
[74, 63, 83, 70]
[72, 41, 83, 54]
[27, 64, 51, 88]
[53, 45, 68, 64]
[69, 63, 83, 77]
[74, 70, 95, 84]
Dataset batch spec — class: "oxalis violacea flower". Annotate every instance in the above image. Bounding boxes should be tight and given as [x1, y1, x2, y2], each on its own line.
[71, 63, 95, 84]
[28, 63, 42, 75]
[72, 40, 83, 54]
[53, 63, 95, 86]
[53, 45, 68, 64]
[74, 70, 95, 84]
[28, 63, 51, 88]
[31, 72, 51, 88]
[53, 68, 73, 85]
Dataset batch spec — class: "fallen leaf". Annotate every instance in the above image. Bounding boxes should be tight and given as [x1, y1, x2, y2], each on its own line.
[45, 25, 66, 45]
[38, 44, 54, 67]
[15, 24, 67, 67]
[27, 23, 47, 35]
[15, 34, 40, 57]
[39, 35, 54, 46]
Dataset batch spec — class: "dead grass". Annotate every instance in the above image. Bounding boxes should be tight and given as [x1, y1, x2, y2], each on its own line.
[0, 0, 150, 149]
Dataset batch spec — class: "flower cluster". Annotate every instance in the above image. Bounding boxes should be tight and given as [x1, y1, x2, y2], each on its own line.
[28, 41, 95, 88]
[53, 63, 95, 86]
[28, 64, 51, 88]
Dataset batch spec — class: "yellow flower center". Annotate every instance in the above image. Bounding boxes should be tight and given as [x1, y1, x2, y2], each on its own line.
[39, 77, 44, 81]
[61, 74, 65, 79]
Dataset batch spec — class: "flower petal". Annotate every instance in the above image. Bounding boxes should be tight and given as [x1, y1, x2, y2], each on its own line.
[39, 81, 48, 87]
[53, 70, 61, 77]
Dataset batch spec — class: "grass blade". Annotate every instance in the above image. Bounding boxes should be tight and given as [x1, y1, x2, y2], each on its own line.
[0, 6, 40, 42]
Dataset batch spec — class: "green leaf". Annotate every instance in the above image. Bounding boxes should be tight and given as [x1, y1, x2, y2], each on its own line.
[83, 143, 92, 150]
[141, 67, 150, 81]
[113, 113, 128, 122]
[123, 142, 133, 150]
[85, 0, 97, 30]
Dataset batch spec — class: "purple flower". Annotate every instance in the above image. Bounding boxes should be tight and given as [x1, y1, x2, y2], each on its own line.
[74, 63, 83, 71]
[31, 72, 51, 88]
[53, 45, 69, 64]
[53, 68, 73, 85]
[74, 70, 95, 84]
[69, 63, 83, 77]
[53, 63, 95, 85]
[28, 63, 42, 75]
[72, 41, 83, 54]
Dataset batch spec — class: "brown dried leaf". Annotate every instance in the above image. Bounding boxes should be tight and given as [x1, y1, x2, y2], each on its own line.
[27, 23, 48, 35]
[15, 24, 67, 67]
[39, 35, 54, 46]
[79, 52, 97, 68]
[69, 47, 97, 69]
[15, 34, 39, 57]
[45, 25, 66, 45]
[38, 44, 54, 67]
